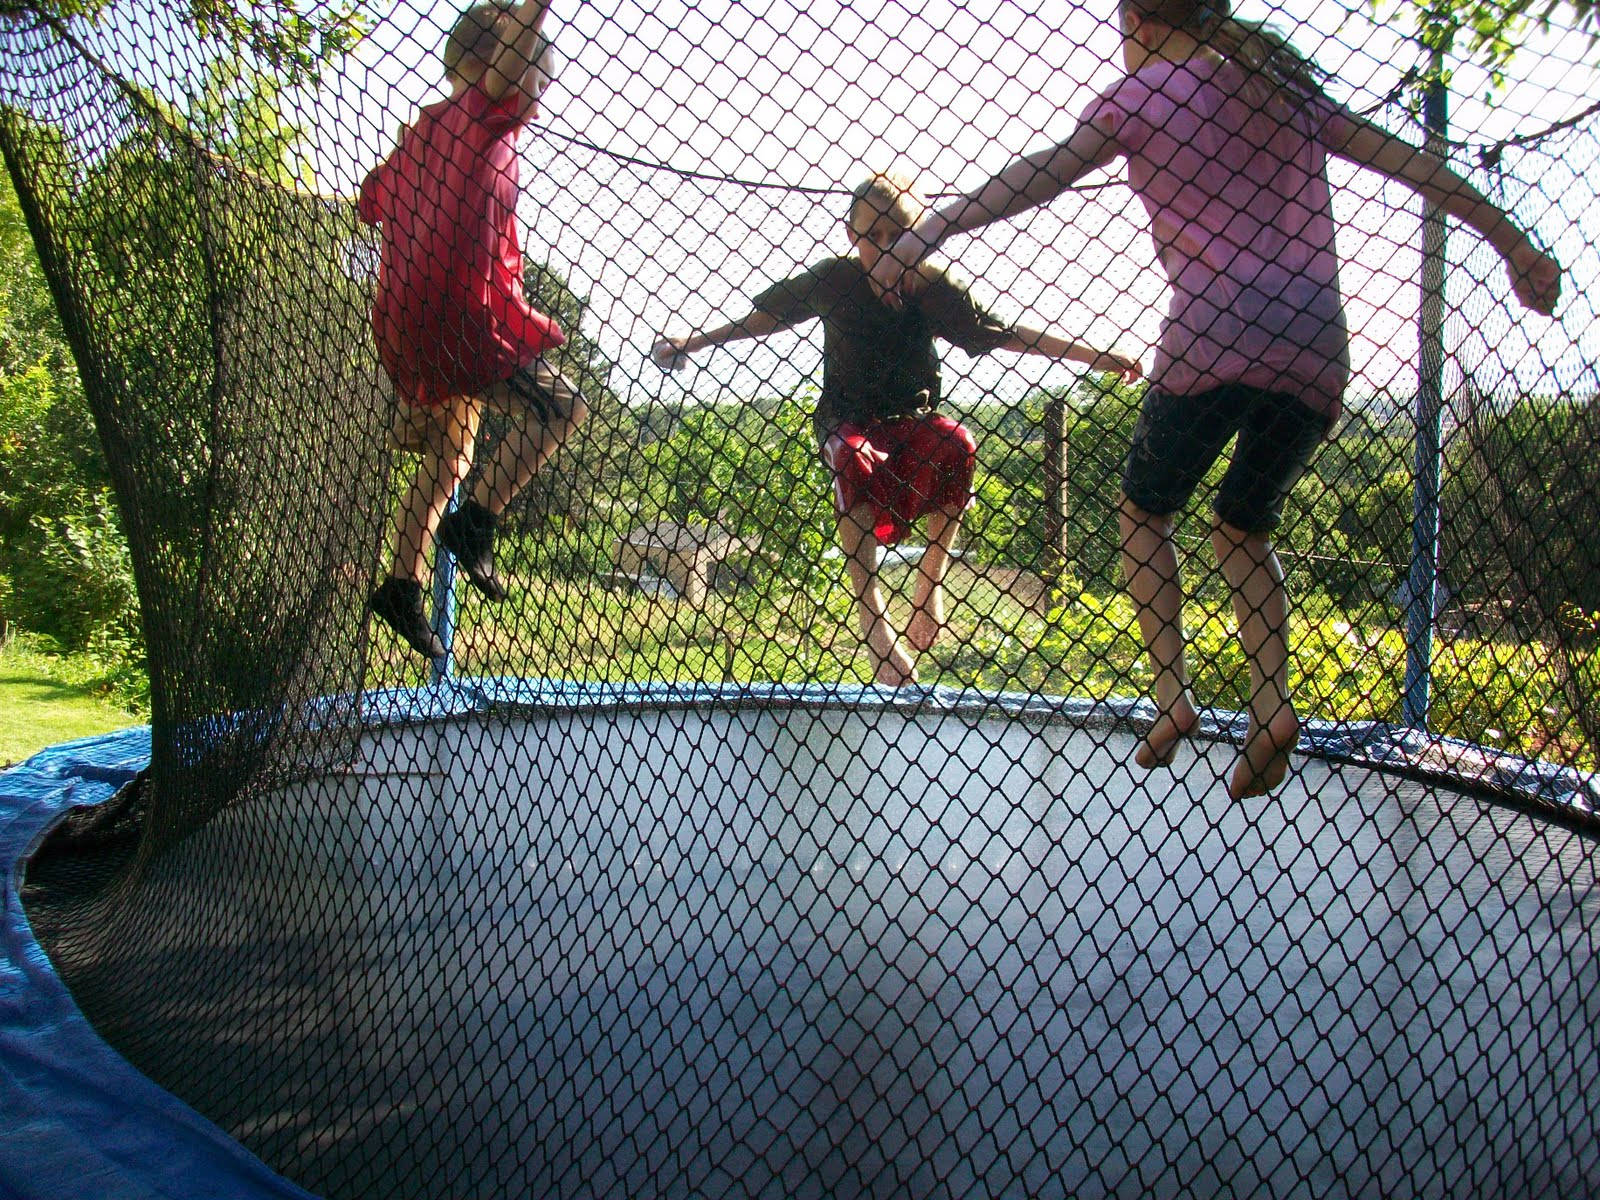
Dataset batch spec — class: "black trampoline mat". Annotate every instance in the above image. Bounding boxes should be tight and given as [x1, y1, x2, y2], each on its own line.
[42, 707, 1600, 1199]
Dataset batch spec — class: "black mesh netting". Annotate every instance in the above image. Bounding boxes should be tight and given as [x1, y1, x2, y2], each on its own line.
[4, 0, 1600, 1196]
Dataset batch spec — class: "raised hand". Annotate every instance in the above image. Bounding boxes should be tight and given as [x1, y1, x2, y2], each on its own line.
[1100, 352, 1144, 384]
[1507, 240, 1561, 316]
[868, 228, 936, 309]
[651, 335, 692, 370]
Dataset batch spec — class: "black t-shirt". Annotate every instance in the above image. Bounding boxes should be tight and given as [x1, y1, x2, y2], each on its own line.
[750, 256, 1014, 433]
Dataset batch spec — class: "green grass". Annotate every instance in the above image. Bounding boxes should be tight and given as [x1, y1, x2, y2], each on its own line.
[10, 545, 1589, 776]
[0, 635, 146, 768]
[361, 557, 1596, 771]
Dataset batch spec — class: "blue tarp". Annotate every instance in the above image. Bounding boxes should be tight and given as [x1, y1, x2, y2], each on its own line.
[0, 728, 318, 1200]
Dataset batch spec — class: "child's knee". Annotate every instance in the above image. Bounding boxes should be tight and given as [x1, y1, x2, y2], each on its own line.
[1209, 515, 1273, 563]
[1119, 495, 1174, 538]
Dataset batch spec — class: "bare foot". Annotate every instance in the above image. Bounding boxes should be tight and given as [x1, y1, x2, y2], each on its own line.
[865, 623, 918, 688]
[1229, 705, 1300, 799]
[1135, 694, 1199, 769]
[905, 603, 945, 655]
[873, 656, 918, 687]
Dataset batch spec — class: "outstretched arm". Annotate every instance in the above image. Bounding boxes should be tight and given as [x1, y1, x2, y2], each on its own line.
[1328, 114, 1561, 314]
[1004, 323, 1142, 382]
[481, 0, 552, 106]
[652, 310, 790, 370]
[872, 119, 1120, 300]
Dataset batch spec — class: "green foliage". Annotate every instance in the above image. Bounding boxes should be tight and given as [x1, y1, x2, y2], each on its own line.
[1441, 396, 1600, 629]
[1377, 0, 1599, 92]
[0, 176, 142, 654]
[15, 492, 141, 649]
[638, 393, 835, 590]
[1, 0, 369, 85]
[964, 373, 1144, 591]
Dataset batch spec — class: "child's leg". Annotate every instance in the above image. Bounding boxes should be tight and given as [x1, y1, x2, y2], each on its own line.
[1208, 392, 1324, 798]
[1211, 520, 1298, 799]
[902, 414, 976, 659]
[390, 395, 481, 582]
[837, 504, 916, 687]
[907, 505, 963, 655]
[440, 366, 589, 601]
[471, 364, 590, 515]
[371, 395, 481, 659]
[1119, 387, 1248, 769]
[1120, 497, 1199, 766]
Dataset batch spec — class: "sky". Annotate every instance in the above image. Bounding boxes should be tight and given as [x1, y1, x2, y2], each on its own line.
[121, 0, 1600, 412]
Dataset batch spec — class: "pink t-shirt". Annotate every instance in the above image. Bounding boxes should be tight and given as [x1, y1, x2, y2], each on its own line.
[1083, 58, 1353, 422]
[358, 82, 564, 409]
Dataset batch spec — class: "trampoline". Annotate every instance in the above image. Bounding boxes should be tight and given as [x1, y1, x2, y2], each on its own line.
[10, 687, 1600, 1198]
[4, 0, 1600, 1196]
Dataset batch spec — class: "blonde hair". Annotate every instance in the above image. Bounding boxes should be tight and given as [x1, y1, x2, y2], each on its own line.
[1121, 0, 1328, 113]
[444, 5, 555, 83]
[848, 172, 926, 234]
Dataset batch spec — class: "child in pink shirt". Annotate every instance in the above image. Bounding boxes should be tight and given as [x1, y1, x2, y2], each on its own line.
[874, 0, 1560, 796]
[360, 0, 588, 659]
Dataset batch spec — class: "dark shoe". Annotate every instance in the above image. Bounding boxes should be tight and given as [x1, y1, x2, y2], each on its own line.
[368, 576, 445, 660]
[436, 500, 508, 601]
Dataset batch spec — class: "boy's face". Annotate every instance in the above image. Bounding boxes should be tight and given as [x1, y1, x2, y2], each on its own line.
[847, 206, 907, 278]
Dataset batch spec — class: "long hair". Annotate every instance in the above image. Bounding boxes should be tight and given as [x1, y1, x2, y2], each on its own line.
[1121, 0, 1330, 112]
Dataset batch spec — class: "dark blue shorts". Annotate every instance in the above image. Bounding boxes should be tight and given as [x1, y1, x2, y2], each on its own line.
[1121, 385, 1330, 534]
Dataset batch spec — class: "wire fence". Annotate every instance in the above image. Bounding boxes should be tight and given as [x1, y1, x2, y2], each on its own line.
[4, 0, 1599, 1196]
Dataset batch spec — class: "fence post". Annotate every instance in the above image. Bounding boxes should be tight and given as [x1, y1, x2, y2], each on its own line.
[431, 490, 459, 683]
[1042, 392, 1069, 586]
[1403, 62, 1450, 729]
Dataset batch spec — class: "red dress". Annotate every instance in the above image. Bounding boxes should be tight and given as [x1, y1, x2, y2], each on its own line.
[358, 83, 564, 408]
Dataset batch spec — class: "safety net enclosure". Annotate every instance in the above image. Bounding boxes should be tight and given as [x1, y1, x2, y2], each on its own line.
[2, 0, 1598, 1195]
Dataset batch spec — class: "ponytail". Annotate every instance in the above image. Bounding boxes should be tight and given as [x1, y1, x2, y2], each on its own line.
[1122, 0, 1330, 112]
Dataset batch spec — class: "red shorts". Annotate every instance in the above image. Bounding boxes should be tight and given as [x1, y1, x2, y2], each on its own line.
[822, 413, 978, 546]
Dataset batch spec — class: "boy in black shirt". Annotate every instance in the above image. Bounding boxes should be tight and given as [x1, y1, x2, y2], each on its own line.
[654, 173, 1139, 686]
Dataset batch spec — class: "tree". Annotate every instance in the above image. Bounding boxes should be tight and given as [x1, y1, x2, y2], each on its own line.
[0, 171, 139, 653]
[0, 0, 367, 84]
[1383, 0, 1599, 88]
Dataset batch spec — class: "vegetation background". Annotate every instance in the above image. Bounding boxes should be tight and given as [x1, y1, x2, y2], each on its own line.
[0, 0, 1595, 770]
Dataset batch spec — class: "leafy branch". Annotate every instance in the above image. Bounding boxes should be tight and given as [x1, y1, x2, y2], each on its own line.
[1, 0, 370, 83]
[1379, 0, 1598, 91]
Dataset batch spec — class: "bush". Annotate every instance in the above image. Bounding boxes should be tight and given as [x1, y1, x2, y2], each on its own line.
[1441, 396, 1600, 632]
[8, 494, 141, 651]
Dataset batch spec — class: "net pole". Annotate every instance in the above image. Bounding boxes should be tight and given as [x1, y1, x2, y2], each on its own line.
[1403, 61, 1450, 729]
[1042, 390, 1069, 584]
[431, 490, 460, 682]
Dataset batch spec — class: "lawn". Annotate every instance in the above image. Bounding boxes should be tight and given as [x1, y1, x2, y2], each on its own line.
[360, 556, 1596, 772]
[0, 637, 145, 768]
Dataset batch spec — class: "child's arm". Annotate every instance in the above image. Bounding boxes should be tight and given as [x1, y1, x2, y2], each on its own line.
[481, 0, 552, 106]
[652, 311, 789, 370]
[357, 122, 408, 225]
[1327, 115, 1561, 315]
[873, 121, 1119, 301]
[1004, 324, 1143, 382]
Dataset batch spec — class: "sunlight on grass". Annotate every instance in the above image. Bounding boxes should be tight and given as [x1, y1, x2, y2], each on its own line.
[0, 636, 146, 767]
[361, 560, 1596, 772]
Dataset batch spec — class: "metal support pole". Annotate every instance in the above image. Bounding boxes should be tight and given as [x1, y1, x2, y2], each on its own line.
[1402, 65, 1449, 729]
[1042, 391, 1069, 585]
[431, 490, 459, 683]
